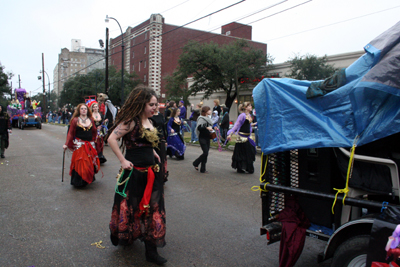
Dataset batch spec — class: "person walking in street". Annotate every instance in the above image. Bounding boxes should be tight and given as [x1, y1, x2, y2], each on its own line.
[61, 108, 69, 125]
[227, 102, 256, 174]
[178, 100, 186, 120]
[219, 105, 230, 142]
[166, 108, 186, 160]
[63, 103, 100, 187]
[0, 105, 12, 158]
[150, 102, 169, 183]
[193, 106, 213, 173]
[213, 99, 221, 116]
[189, 103, 201, 143]
[106, 86, 167, 265]
[90, 101, 107, 164]
[57, 109, 62, 124]
[211, 110, 219, 142]
[164, 101, 176, 122]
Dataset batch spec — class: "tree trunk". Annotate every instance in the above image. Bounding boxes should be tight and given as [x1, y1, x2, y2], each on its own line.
[224, 92, 236, 110]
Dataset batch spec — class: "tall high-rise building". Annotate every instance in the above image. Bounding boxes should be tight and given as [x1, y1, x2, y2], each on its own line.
[53, 40, 105, 97]
[108, 14, 267, 101]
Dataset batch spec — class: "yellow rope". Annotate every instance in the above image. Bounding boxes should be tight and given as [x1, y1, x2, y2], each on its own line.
[332, 136, 359, 214]
[251, 153, 269, 192]
[91, 240, 105, 249]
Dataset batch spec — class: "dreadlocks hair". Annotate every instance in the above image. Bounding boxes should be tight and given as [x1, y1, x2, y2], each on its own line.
[70, 103, 93, 125]
[105, 85, 158, 150]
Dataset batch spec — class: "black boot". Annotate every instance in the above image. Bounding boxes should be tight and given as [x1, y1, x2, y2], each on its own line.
[1, 153, 4, 158]
[145, 241, 167, 265]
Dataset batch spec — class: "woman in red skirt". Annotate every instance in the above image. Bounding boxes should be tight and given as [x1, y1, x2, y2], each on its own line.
[63, 103, 100, 187]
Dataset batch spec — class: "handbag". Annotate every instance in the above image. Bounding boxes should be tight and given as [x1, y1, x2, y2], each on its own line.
[210, 130, 217, 139]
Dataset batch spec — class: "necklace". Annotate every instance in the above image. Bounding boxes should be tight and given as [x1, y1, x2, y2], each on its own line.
[80, 116, 88, 123]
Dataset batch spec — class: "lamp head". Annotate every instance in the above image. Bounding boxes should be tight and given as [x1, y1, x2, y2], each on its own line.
[105, 15, 109, 23]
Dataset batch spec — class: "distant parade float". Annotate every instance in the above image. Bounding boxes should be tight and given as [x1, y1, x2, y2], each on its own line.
[7, 88, 42, 129]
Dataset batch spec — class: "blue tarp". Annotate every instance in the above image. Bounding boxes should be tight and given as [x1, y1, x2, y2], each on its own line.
[253, 21, 400, 154]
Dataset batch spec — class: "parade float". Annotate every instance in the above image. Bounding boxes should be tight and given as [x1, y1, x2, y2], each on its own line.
[254, 21, 400, 266]
[7, 88, 42, 129]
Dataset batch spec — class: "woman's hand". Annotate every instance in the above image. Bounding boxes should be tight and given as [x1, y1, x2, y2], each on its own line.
[153, 150, 161, 163]
[63, 145, 68, 151]
[206, 126, 212, 131]
[227, 135, 232, 141]
[170, 129, 175, 133]
[105, 119, 109, 123]
[214, 126, 218, 130]
[121, 159, 133, 170]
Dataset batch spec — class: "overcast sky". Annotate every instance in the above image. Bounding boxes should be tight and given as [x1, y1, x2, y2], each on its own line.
[0, 0, 399, 97]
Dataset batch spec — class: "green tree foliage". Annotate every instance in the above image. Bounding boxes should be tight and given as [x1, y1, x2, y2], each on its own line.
[0, 64, 13, 107]
[286, 53, 337, 81]
[165, 40, 273, 109]
[58, 66, 140, 107]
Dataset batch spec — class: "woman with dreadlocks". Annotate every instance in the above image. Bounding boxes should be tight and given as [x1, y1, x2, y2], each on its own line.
[106, 86, 167, 265]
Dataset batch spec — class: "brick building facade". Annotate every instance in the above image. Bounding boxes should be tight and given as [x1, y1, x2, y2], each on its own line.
[108, 14, 267, 102]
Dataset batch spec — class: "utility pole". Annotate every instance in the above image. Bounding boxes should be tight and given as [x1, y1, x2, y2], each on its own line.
[18, 75, 21, 88]
[105, 27, 109, 95]
[42, 53, 47, 114]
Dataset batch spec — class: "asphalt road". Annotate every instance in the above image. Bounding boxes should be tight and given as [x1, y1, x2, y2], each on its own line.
[0, 124, 330, 267]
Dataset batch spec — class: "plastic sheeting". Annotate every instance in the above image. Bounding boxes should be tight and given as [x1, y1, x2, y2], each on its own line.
[253, 20, 400, 154]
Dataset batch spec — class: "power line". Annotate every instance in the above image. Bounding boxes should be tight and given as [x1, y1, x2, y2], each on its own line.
[53, 0, 246, 89]
[264, 4, 400, 42]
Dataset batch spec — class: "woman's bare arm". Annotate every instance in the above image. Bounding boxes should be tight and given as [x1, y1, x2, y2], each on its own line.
[108, 121, 135, 169]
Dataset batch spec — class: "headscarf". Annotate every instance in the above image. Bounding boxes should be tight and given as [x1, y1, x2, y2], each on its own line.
[196, 115, 212, 138]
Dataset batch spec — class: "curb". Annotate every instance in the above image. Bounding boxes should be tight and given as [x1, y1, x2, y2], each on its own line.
[186, 142, 262, 154]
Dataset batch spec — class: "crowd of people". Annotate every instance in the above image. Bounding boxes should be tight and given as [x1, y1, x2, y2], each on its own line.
[0, 86, 259, 265]
[46, 108, 72, 124]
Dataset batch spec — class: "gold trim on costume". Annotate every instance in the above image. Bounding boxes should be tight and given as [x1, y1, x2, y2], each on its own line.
[140, 127, 159, 148]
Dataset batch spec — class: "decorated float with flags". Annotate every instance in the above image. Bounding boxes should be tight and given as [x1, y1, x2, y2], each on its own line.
[7, 88, 42, 129]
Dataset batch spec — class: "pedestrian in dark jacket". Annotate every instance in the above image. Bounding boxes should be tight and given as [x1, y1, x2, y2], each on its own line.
[0, 105, 12, 158]
[219, 105, 230, 142]
[189, 103, 202, 143]
[213, 99, 221, 116]
[193, 106, 213, 173]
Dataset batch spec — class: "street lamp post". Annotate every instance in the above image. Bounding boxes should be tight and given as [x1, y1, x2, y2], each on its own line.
[38, 70, 51, 112]
[105, 15, 124, 105]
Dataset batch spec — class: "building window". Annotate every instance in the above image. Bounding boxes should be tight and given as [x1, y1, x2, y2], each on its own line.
[144, 60, 146, 68]
[145, 32, 148, 39]
[132, 65, 134, 72]
[144, 74, 147, 82]
[132, 51, 134, 58]
[144, 46, 146, 54]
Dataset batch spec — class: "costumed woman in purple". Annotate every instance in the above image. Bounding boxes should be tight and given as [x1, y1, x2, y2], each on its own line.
[166, 107, 186, 160]
[227, 102, 257, 174]
[63, 103, 100, 187]
[106, 86, 167, 265]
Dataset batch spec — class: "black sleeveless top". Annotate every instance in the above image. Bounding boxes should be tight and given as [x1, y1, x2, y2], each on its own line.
[124, 118, 159, 167]
[239, 119, 251, 134]
[76, 123, 94, 141]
